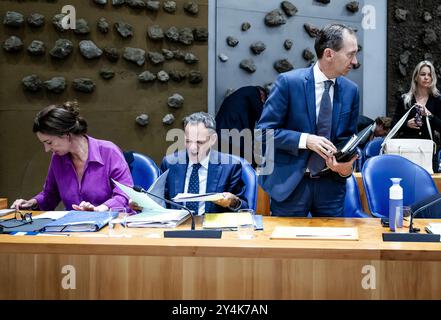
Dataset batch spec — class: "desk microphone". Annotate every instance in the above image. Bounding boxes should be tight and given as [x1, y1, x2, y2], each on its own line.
[383, 194, 441, 243]
[133, 185, 222, 239]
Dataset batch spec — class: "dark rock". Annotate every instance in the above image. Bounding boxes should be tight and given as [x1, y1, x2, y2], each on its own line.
[94, 0, 107, 5]
[112, 0, 125, 5]
[423, 28, 437, 46]
[346, 1, 359, 13]
[100, 67, 115, 79]
[218, 53, 228, 62]
[281, 1, 298, 17]
[395, 8, 408, 22]
[168, 93, 184, 108]
[148, 25, 164, 40]
[162, 114, 175, 125]
[250, 41, 266, 55]
[3, 11, 24, 27]
[27, 40, 45, 55]
[184, 53, 198, 64]
[169, 70, 187, 82]
[399, 50, 411, 65]
[399, 63, 407, 77]
[148, 51, 165, 65]
[316, 0, 330, 4]
[138, 71, 156, 82]
[188, 70, 203, 84]
[49, 39, 73, 59]
[27, 13, 45, 28]
[22, 74, 43, 92]
[52, 14, 67, 32]
[3, 36, 23, 52]
[97, 17, 109, 33]
[226, 36, 239, 47]
[114, 21, 134, 38]
[264, 9, 286, 27]
[123, 47, 146, 66]
[239, 59, 256, 73]
[241, 22, 251, 31]
[146, 0, 160, 11]
[304, 23, 319, 38]
[303, 48, 315, 61]
[126, 0, 146, 9]
[73, 78, 95, 93]
[172, 50, 185, 59]
[104, 47, 119, 62]
[193, 27, 208, 41]
[162, 49, 174, 60]
[423, 12, 432, 22]
[44, 77, 66, 93]
[74, 18, 90, 35]
[179, 27, 194, 45]
[157, 70, 170, 82]
[79, 40, 103, 59]
[136, 114, 149, 126]
[274, 59, 294, 73]
[165, 26, 179, 42]
[284, 39, 293, 50]
[163, 1, 177, 13]
[184, 1, 199, 15]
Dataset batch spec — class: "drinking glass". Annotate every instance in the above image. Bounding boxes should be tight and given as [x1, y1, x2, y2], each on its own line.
[237, 209, 255, 240]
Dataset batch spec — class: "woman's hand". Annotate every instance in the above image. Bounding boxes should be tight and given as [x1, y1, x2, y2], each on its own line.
[72, 201, 108, 212]
[407, 118, 421, 129]
[11, 198, 37, 210]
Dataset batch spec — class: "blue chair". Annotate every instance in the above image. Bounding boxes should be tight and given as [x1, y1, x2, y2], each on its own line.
[124, 152, 160, 190]
[363, 137, 384, 164]
[344, 174, 369, 217]
[230, 155, 257, 212]
[362, 154, 438, 218]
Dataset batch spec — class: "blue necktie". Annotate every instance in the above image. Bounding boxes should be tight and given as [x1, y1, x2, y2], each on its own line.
[307, 80, 334, 175]
[186, 163, 202, 214]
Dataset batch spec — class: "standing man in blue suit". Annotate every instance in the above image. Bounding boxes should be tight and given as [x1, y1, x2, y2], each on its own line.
[256, 24, 360, 217]
[161, 112, 248, 214]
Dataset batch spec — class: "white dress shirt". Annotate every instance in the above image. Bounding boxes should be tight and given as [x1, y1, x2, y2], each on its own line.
[184, 152, 210, 215]
[299, 62, 336, 149]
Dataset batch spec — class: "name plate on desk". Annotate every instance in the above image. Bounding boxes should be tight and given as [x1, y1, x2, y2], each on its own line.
[270, 226, 359, 241]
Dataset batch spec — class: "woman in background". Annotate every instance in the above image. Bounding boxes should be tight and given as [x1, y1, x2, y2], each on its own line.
[12, 101, 133, 212]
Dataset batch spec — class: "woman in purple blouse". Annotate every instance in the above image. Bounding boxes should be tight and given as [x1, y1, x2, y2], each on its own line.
[11, 101, 133, 212]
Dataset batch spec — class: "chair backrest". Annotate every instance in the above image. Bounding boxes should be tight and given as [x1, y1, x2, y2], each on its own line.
[230, 155, 257, 211]
[362, 154, 438, 218]
[344, 174, 369, 217]
[130, 152, 160, 190]
[364, 137, 384, 159]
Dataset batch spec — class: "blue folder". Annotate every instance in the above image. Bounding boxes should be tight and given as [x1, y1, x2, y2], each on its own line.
[43, 211, 116, 232]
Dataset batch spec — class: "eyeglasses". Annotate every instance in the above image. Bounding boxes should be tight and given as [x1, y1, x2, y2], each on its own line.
[0, 211, 33, 229]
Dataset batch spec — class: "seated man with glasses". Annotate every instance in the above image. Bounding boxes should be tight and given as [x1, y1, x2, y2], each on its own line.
[132, 112, 248, 215]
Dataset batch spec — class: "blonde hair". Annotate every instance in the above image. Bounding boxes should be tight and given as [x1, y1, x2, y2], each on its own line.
[402, 60, 440, 109]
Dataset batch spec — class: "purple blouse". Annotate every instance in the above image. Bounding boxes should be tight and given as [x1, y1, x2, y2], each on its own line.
[34, 136, 133, 211]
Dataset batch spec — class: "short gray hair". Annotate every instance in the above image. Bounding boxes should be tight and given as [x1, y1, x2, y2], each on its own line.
[183, 112, 216, 131]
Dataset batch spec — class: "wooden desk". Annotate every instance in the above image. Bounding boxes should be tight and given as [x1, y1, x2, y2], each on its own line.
[0, 198, 6, 210]
[1, 215, 440, 299]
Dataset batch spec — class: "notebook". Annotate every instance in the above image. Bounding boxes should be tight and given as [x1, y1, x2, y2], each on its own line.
[125, 210, 190, 228]
[425, 223, 441, 236]
[43, 211, 115, 232]
[202, 212, 264, 230]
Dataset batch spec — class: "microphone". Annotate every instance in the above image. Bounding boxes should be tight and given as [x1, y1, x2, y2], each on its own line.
[133, 185, 222, 239]
[382, 194, 441, 243]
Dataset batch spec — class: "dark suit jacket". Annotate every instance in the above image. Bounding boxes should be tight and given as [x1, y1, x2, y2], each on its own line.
[160, 150, 248, 213]
[256, 66, 360, 203]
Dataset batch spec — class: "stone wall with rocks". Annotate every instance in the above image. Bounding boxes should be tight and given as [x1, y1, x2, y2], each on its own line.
[0, 0, 207, 203]
[387, 0, 441, 115]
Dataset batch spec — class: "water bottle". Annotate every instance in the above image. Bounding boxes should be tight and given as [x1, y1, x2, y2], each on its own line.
[389, 178, 403, 231]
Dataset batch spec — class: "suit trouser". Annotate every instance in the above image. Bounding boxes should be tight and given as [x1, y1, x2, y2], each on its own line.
[270, 173, 346, 217]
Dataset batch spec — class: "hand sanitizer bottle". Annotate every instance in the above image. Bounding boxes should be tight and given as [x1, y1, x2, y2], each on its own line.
[389, 178, 403, 231]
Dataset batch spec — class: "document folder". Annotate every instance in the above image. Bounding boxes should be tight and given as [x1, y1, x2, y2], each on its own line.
[43, 211, 114, 232]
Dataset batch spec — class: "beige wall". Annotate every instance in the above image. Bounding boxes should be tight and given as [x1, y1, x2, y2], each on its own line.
[0, 0, 208, 203]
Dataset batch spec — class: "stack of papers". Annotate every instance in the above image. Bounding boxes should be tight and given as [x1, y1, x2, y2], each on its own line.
[173, 193, 225, 202]
[125, 210, 190, 228]
[202, 212, 263, 230]
[425, 223, 441, 235]
[270, 226, 359, 240]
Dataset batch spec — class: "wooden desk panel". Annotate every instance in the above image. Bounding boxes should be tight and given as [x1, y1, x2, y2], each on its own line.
[0, 198, 6, 210]
[0, 216, 440, 299]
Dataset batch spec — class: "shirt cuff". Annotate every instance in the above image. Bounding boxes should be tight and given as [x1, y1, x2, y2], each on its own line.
[299, 133, 309, 149]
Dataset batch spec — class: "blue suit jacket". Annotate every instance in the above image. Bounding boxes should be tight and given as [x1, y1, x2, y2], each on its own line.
[160, 150, 248, 213]
[256, 66, 360, 202]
